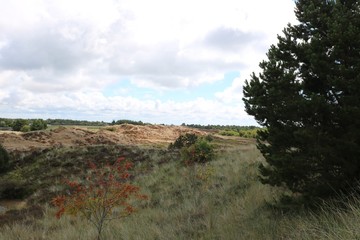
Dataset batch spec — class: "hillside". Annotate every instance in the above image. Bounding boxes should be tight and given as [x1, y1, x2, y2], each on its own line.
[0, 124, 255, 228]
[0, 124, 207, 152]
[1, 124, 360, 239]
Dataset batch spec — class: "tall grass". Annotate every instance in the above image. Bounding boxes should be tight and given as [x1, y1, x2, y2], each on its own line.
[2, 142, 360, 239]
[277, 195, 360, 239]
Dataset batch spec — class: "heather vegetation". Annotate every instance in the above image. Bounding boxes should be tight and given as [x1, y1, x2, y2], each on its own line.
[1, 137, 360, 239]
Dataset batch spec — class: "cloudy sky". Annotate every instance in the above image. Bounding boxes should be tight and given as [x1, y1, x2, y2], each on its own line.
[0, 0, 297, 125]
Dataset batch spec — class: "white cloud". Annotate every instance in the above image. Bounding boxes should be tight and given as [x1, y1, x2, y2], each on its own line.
[0, 0, 297, 125]
[0, 88, 253, 124]
[215, 77, 245, 104]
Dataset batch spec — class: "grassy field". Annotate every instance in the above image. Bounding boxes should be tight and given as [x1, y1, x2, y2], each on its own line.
[1, 137, 360, 239]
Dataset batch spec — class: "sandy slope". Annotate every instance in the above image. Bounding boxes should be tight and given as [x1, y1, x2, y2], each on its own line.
[0, 124, 207, 152]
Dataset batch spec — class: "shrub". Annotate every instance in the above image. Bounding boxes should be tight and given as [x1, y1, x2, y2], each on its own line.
[168, 133, 198, 150]
[20, 125, 31, 132]
[105, 126, 116, 132]
[219, 130, 238, 136]
[238, 129, 258, 138]
[204, 134, 214, 142]
[52, 157, 147, 240]
[181, 138, 215, 165]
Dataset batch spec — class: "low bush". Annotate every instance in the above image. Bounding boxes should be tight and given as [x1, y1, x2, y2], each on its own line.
[219, 130, 239, 136]
[169, 134, 214, 165]
[238, 129, 258, 138]
[20, 125, 31, 132]
[168, 133, 198, 150]
[181, 138, 215, 165]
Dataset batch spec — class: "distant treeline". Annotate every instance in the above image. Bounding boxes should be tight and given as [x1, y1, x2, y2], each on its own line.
[0, 118, 151, 132]
[0, 118, 110, 132]
[0, 118, 13, 128]
[46, 119, 108, 126]
[0, 118, 108, 128]
[110, 120, 147, 125]
[47, 119, 149, 126]
[0, 118, 47, 132]
[0, 118, 149, 128]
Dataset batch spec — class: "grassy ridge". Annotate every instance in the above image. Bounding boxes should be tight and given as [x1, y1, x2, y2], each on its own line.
[1, 139, 360, 239]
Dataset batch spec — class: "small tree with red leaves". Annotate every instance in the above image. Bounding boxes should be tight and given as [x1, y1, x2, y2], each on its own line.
[52, 157, 147, 240]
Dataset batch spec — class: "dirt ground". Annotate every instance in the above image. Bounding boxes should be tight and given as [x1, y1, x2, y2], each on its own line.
[0, 124, 208, 152]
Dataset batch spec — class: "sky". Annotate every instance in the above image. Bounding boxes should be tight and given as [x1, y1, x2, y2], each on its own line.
[0, 0, 297, 125]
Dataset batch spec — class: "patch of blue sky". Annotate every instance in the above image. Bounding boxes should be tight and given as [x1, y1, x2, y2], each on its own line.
[171, 71, 240, 101]
[103, 71, 240, 102]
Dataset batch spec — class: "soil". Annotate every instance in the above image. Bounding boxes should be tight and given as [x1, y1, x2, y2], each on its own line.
[0, 124, 208, 152]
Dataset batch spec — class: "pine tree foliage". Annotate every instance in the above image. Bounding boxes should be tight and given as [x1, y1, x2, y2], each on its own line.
[243, 0, 360, 199]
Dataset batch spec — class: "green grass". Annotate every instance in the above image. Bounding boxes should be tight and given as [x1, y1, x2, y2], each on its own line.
[1, 139, 360, 239]
[219, 128, 259, 138]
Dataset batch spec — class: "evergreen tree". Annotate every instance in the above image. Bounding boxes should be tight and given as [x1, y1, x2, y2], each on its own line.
[243, 0, 360, 199]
